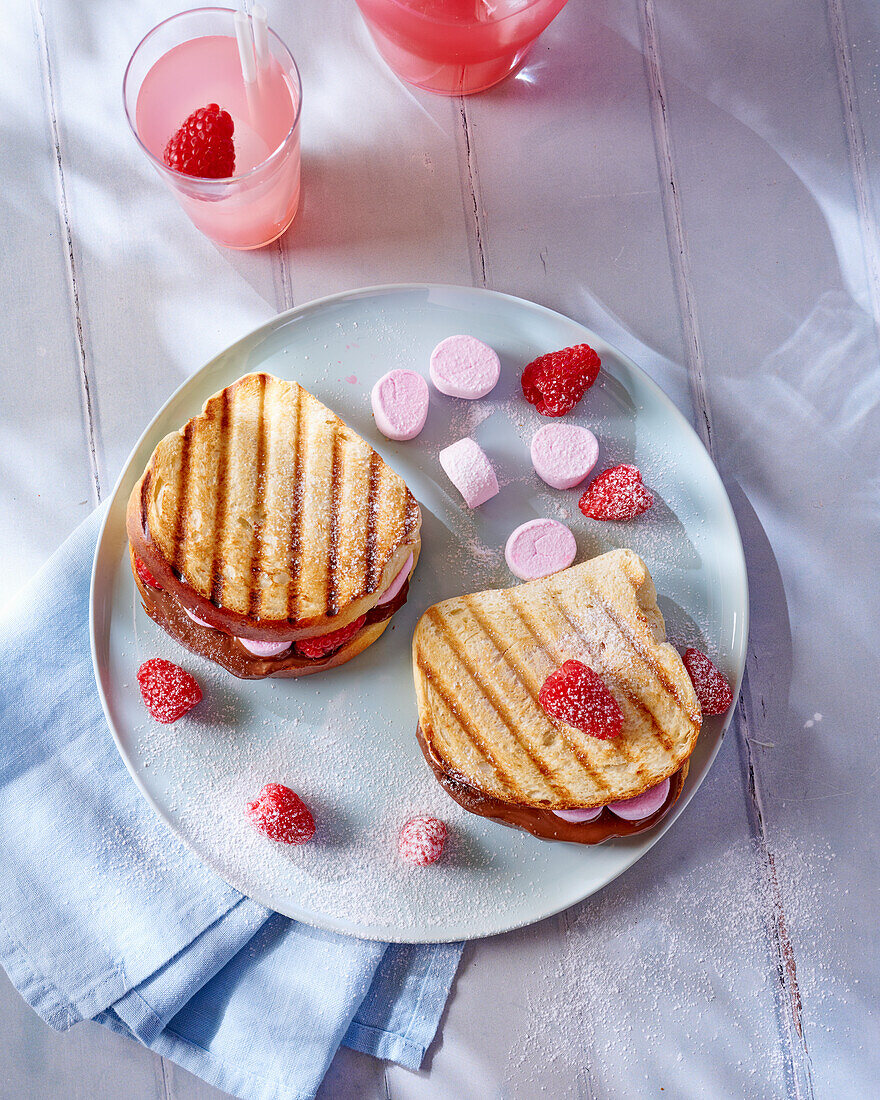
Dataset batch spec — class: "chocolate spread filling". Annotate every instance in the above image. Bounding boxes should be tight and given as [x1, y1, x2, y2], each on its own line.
[134, 564, 409, 680]
[416, 725, 688, 845]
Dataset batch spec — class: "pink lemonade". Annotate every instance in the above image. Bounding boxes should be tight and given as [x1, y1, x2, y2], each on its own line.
[134, 33, 301, 249]
[354, 0, 569, 95]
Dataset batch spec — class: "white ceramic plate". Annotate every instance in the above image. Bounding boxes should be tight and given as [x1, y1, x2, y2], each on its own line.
[91, 284, 748, 942]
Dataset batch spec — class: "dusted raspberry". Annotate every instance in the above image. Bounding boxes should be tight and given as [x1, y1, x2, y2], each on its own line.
[134, 556, 160, 589]
[246, 783, 316, 844]
[398, 815, 447, 866]
[579, 464, 654, 521]
[295, 614, 367, 659]
[682, 648, 733, 715]
[136, 658, 202, 724]
[538, 659, 624, 740]
[521, 344, 601, 417]
[163, 103, 235, 179]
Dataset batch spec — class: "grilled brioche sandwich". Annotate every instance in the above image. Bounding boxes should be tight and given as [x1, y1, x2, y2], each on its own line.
[412, 549, 701, 843]
[128, 372, 421, 678]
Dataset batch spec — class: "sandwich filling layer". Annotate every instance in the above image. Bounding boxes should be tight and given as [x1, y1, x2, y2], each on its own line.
[416, 725, 687, 844]
[134, 560, 411, 679]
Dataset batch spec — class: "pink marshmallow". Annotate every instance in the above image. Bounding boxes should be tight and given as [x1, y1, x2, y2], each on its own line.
[552, 806, 603, 823]
[607, 778, 671, 821]
[505, 519, 576, 581]
[377, 552, 414, 605]
[430, 335, 501, 400]
[186, 601, 293, 657]
[530, 424, 599, 490]
[236, 637, 293, 658]
[438, 437, 499, 509]
[371, 370, 429, 441]
[185, 607, 217, 630]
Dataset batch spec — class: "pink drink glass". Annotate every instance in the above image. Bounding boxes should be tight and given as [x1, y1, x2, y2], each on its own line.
[354, 0, 569, 95]
[124, 8, 302, 249]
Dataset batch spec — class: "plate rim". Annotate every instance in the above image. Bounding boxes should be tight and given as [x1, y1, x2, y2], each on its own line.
[90, 282, 749, 942]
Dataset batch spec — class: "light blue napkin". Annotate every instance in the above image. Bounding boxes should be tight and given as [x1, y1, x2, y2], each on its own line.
[0, 505, 462, 1100]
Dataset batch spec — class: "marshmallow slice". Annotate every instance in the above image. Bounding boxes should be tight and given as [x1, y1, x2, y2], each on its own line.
[505, 518, 577, 581]
[607, 778, 671, 820]
[371, 370, 429, 441]
[552, 806, 603, 823]
[430, 335, 501, 400]
[555, 777, 673, 825]
[185, 605, 293, 657]
[377, 552, 414, 606]
[185, 606, 217, 630]
[237, 637, 293, 658]
[530, 423, 599, 490]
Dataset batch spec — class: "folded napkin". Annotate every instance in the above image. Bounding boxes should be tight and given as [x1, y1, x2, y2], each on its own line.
[0, 505, 462, 1100]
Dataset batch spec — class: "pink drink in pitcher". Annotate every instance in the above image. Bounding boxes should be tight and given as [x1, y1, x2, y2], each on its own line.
[354, 0, 569, 95]
[124, 9, 302, 249]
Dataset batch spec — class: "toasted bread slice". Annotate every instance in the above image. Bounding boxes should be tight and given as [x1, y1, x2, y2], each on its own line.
[127, 373, 421, 639]
[413, 549, 700, 810]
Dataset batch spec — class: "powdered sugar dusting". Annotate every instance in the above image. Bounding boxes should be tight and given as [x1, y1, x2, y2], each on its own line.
[128, 593, 545, 934]
[103, 291, 743, 938]
[503, 832, 834, 1096]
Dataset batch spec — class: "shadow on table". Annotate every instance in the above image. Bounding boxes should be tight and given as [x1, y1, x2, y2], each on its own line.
[314, 484, 799, 1098]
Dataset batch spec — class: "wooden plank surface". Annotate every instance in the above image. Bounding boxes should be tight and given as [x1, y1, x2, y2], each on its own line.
[2, 0, 877, 1096]
[0, 0, 96, 608]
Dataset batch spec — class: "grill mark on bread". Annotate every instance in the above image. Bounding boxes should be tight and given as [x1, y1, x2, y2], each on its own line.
[596, 596, 700, 725]
[170, 421, 193, 574]
[363, 451, 380, 591]
[547, 592, 663, 758]
[472, 596, 613, 793]
[508, 589, 641, 772]
[286, 385, 305, 621]
[410, 554, 698, 812]
[209, 387, 231, 604]
[325, 427, 341, 617]
[545, 591, 674, 755]
[416, 656, 516, 798]
[428, 608, 571, 800]
[404, 493, 419, 538]
[247, 374, 267, 619]
[552, 588, 682, 752]
[135, 375, 421, 625]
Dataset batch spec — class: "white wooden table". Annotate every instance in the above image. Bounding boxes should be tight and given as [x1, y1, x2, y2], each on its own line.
[3, 0, 878, 1096]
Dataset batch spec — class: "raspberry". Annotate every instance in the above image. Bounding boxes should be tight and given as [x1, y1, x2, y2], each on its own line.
[134, 556, 160, 589]
[682, 648, 733, 715]
[521, 344, 601, 417]
[398, 815, 447, 866]
[246, 783, 316, 844]
[136, 658, 202, 724]
[295, 614, 367, 659]
[163, 104, 235, 179]
[538, 660, 624, 740]
[579, 464, 654, 521]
